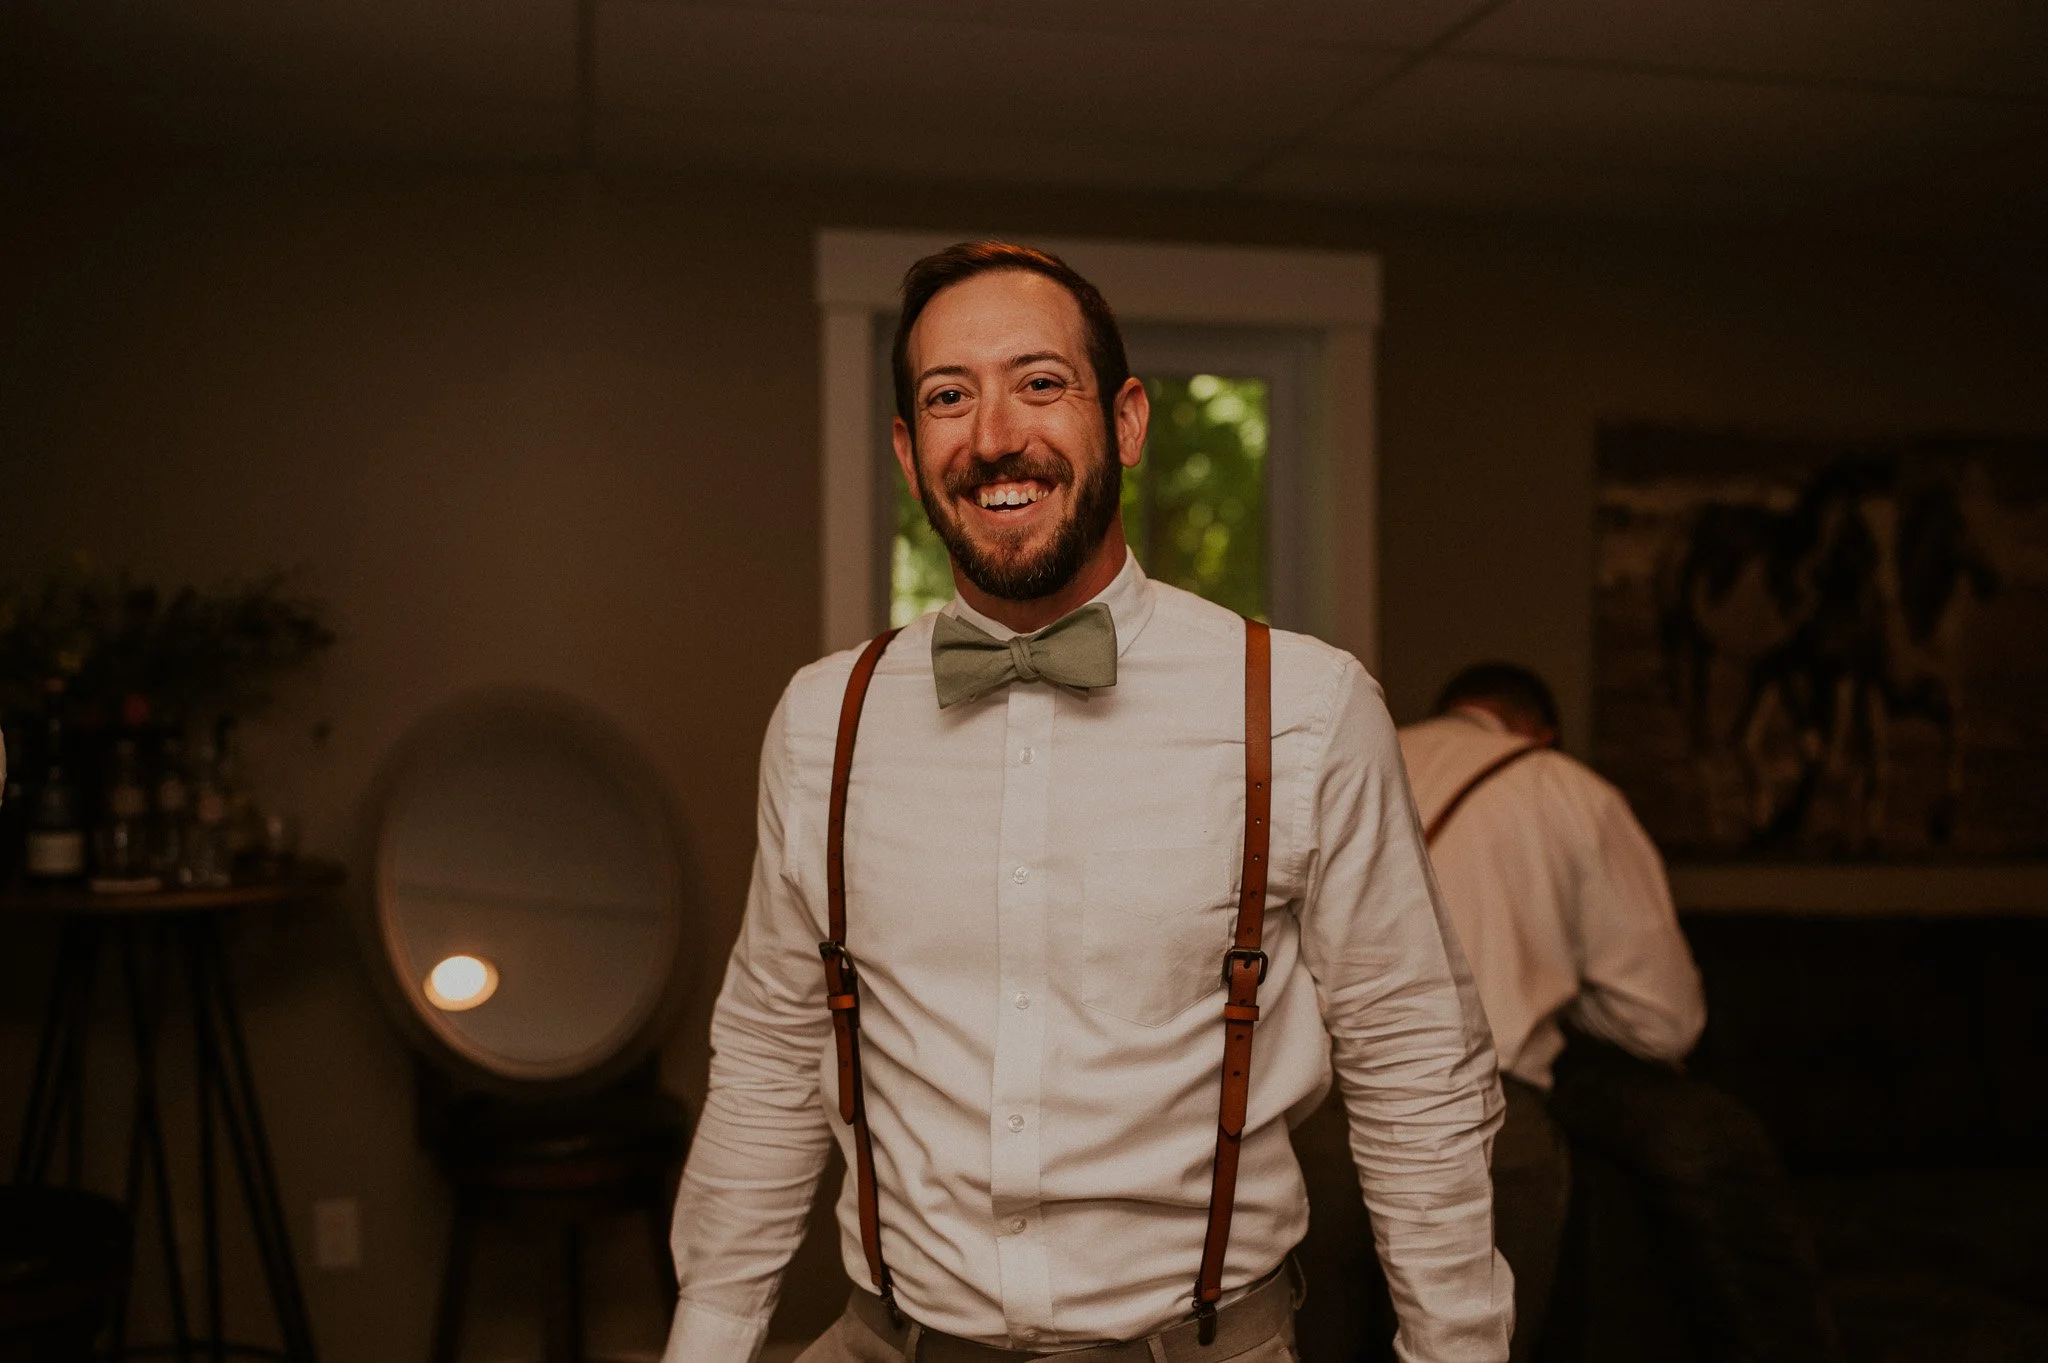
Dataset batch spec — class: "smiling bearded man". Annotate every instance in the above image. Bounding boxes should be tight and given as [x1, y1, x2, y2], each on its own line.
[889, 252, 1141, 631]
[894, 263, 1129, 609]
[662, 242, 1512, 1363]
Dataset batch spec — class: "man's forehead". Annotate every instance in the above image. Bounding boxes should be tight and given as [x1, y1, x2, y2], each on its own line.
[908, 270, 1090, 372]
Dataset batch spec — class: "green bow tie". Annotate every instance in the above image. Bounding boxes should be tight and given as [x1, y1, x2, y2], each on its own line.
[931, 603, 1119, 708]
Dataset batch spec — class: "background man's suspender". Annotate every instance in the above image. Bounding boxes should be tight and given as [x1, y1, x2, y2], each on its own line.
[822, 618, 1273, 1346]
[1423, 740, 1547, 847]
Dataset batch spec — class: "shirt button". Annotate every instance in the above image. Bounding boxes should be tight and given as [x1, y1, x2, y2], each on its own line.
[1008, 1216, 1027, 1234]
[1020, 747, 1035, 764]
[1014, 992, 1030, 1010]
[1012, 866, 1030, 884]
[1006, 1113, 1025, 1133]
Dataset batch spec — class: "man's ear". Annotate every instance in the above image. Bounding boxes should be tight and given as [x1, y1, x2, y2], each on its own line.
[891, 416, 920, 500]
[1113, 376, 1149, 470]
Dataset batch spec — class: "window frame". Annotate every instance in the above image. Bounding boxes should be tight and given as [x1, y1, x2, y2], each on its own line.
[814, 230, 1382, 667]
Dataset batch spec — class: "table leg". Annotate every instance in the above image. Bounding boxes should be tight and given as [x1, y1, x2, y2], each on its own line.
[430, 1203, 474, 1363]
[120, 922, 196, 1363]
[195, 946, 227, 1363]
[15, 918, 98, 1185]
[11, 908, 325, 1363]
[185, 918, 319, 1362]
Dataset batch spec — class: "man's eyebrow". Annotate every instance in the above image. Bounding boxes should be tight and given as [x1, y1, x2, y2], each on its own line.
[1008, 351, 1075, 370]
[914, 352, 1080, 388]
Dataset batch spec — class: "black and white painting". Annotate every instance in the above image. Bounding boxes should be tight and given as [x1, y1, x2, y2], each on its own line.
[1594, 424, 2048, 861]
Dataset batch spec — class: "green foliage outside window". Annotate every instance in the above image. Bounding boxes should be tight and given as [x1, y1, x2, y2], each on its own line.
[890, 374, 1269, 626]
[1127, 374, 1268, 620]
[892, 493, 956, 627]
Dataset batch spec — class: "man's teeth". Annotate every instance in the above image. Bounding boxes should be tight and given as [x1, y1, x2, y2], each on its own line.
[977, 484, 1048, 508]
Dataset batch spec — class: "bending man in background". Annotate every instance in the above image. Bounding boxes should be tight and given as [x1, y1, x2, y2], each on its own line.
[1400, 662, 1839, 1363]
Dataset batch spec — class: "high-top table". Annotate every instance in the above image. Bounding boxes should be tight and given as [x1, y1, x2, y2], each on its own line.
[6, 862, 344, 1363]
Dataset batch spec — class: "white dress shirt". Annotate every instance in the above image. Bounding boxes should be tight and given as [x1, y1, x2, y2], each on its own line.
[666, 555, 1511, 1362]
[1397, 708, 1707, 1091]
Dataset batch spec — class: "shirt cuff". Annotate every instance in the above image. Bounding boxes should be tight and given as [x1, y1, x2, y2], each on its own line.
[662, 1297, 772, 1363]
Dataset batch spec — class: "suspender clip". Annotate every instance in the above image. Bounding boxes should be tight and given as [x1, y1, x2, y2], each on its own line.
[1193, 1295, 1218, 1346]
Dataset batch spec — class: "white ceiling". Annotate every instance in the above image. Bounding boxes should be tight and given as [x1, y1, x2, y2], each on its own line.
[4, 0, 2045, 238]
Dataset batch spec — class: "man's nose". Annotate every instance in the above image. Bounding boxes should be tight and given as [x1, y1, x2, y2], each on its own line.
[970, 396, 1023, 460]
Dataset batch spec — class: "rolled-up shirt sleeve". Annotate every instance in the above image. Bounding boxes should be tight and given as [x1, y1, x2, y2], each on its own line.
[1562, 782, 1707, 1066]
[665, 693, 836, 1363]
[1298, 661, 1513, 1363]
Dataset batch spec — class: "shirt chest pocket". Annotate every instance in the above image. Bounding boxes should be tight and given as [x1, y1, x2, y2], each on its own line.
[1081, 846, 1236, 1028]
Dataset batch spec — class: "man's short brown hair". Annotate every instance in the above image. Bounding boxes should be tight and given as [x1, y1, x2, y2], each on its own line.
[890, 241, 1130, 434]
[1436, 662, 1561, 738]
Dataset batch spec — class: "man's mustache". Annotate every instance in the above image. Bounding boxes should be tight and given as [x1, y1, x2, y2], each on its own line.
[945, 452, 1073, 497]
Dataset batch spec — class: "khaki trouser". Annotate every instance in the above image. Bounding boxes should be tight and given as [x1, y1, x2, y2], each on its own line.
[795, 1274, 1299, 1363]
[794, 1312, 1297, 1363]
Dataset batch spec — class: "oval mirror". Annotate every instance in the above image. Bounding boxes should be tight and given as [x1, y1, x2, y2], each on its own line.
[372, 691, 684, 1087]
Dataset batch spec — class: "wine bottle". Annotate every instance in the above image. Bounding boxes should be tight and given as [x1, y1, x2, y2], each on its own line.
[25, 678, 86, 883]
[0, 719, 23, 886]
[213, 715, 258, 868]
[182, 734, 233, 890]
[154, 729, 192, 882]
[95, 722, 153, 882]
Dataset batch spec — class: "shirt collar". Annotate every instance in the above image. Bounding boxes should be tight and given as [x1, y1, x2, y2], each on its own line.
[1448, 703, 1511, 734]
[942, 548, 1154, 659]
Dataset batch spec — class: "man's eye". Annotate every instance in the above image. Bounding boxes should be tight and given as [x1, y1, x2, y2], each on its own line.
[1026, 377, 1061, 393]
[927, 388, 966, 408]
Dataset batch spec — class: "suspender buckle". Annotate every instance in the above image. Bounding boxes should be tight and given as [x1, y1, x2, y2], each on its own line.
[1221, 947, 1269, 988]
[819, 941, 857, 982]
[1192, 1295, 1219, 1346]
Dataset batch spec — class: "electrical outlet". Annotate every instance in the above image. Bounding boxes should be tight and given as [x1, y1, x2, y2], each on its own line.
[312, 1197, 360, 1271]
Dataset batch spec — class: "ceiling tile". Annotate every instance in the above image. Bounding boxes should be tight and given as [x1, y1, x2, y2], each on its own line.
[1250, 140, 2048, 242]
[1244, 143, 1784, 218]
[1456, 0, 2048, 97]
[602, 105, 1236, 192]
[1247, 61, 2048, 240]
[1893, 127, 2048, 240]
[610, 0, 1489, 49]
[598, 4, 1400, 174]
[1, 0, 575, 156]
[1311, 59, 2044, 187]
[4, 0, 2038, 243]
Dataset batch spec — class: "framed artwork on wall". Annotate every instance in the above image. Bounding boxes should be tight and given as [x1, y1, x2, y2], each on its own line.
[1593, 422, 2048, 862]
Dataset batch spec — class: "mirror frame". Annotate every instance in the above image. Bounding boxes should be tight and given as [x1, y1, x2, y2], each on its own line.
[363, 687, 688, 1096]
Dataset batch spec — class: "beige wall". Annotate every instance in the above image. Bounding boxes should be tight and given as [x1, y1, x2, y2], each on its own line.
[3, 161, 2044, 1360]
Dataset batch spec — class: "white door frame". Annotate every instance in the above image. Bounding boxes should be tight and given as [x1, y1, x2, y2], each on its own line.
[813, 229, 1383, 668]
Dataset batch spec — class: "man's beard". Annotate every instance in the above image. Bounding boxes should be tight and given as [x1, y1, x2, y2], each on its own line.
[915, 443, 1123, 603]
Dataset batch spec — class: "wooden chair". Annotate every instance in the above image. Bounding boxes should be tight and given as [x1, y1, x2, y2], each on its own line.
[421, 1059, 690, 1363]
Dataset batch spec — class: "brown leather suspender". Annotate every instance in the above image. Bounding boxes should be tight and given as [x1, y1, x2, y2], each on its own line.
[1423, 740, 1547, 847]
[1193, 617, 1271, 1342]
[822, 626, 903, 1321]
[822, 617, 1272, 1345]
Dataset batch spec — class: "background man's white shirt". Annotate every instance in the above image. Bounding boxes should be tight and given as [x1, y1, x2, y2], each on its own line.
[1397, 708, 1706, 1090]
[666, 557, 1511, 1362]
